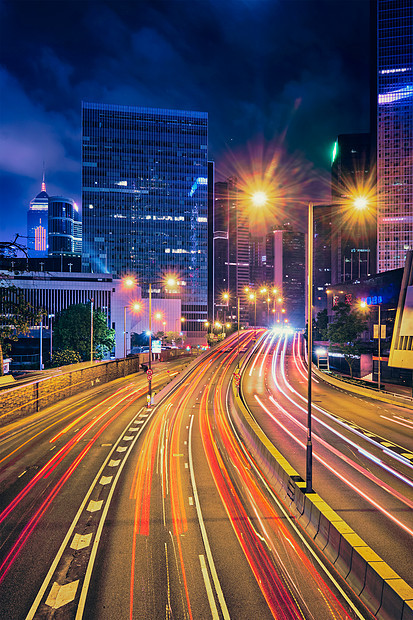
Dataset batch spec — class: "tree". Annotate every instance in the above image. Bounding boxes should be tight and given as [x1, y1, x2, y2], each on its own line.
[314, 308, 329, 341]
[49, 349, 82, 367]
[0, 284, 43, 375]
[53, 304, 115, 361]
[327, 302, 368, 377]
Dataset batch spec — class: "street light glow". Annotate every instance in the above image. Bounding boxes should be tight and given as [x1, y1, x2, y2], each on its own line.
[251, 191, 268, 207]
[354, 196, 368, 210]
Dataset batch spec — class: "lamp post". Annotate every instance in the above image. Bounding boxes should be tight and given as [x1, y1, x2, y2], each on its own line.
[147, 277, 177, 407]
[48, 313, 55, 363]
[306, 202, 314, 493]
[90, 298, 94, 364]
[39, 315, 43, 370]
[124, 305, 127, 359]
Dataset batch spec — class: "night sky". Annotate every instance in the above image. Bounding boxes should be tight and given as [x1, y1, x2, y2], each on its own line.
[0, 0, 371, 242]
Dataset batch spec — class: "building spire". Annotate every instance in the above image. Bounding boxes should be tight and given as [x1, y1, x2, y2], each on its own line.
[41, 162, 46, 192]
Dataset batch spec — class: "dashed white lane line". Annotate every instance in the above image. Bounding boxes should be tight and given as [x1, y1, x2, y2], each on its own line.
[189, 497, 193, 506]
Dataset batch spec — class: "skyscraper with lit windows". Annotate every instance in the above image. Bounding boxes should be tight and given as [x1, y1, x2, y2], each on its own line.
[81, 102, 208, 335]
[376, 0, 413, 272]
[27, 176, 48, 258]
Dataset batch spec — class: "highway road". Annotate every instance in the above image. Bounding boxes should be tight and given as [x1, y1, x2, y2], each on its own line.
[242, 330, 413, 590]
[0, 333, 367, 619]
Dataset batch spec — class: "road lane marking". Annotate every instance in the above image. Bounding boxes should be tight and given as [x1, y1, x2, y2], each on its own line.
[188, 416, 230, 619]
[116, 446, 127, 452]
[189, 497, 193, 506]
[108, 459, 121, 467]
[87, 500, 103, 512]
[123, 435, 133, 441]
[18, 470, 27, 478]
[45, 580, 79, 609]
[99, 476, 113, 485]
[70, 533, 92, 550]
[26, 409, 149, 620]
[199, 555, 219, 620]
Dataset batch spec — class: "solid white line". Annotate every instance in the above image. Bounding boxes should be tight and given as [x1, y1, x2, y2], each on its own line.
[188, 415, 230, 619]
[199, 555, 219, 620]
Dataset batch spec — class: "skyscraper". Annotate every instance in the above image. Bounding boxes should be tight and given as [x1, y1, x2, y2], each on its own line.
[27, 176, 48, 258]
[48, 196, 80, 258]
[81, 102, 208, 336]
[331, 133, 376, 284]
[268, 224, 306, 329]
[213, 178, 249, 324]
[376, 0, 413, 272]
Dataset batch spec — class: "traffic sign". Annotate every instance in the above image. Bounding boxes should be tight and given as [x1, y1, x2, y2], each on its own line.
[146, 369, 153, 380]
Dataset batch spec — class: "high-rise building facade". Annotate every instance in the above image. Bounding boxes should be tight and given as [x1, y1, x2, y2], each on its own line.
[376, 0, 413, 272]
[213, 178, 249, 324]
[48, 196, 81, 258]
[27, 177, 48, 258]
[269, 224, 306, 329]
[313, 204, 333, 314]
[331, 133, 376, 284]
[81, 102, 208, 335]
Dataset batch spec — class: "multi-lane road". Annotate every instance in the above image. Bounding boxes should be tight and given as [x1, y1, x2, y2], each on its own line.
[0, 331, 411, 619]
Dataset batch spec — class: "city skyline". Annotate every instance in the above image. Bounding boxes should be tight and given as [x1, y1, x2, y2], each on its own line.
[0, 0, 371, 241]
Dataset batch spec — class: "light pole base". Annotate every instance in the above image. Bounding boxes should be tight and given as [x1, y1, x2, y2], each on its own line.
[306, 440, 313, 493]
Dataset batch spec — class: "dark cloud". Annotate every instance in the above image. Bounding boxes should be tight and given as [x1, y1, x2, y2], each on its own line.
[0, 0, 370, 241]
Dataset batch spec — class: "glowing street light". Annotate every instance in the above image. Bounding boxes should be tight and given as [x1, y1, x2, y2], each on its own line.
[251, 191, 268, 207]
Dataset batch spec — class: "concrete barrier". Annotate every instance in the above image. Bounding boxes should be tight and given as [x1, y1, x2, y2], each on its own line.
[229, 376, 413, 620]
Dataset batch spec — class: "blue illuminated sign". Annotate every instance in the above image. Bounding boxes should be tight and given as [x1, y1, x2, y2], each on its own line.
[361, 296, 383, 305]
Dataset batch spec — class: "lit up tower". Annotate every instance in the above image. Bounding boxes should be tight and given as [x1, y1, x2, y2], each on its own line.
[81, 102, 208, 336]
[27, 175, 48, 258]
[376, 0, 413, 272]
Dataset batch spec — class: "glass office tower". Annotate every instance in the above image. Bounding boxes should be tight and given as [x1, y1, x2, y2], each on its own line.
[376, 0, 413, 272]
[81, 102, 208, 334]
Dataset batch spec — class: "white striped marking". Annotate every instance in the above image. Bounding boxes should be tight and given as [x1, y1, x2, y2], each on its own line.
[99, 476, 113, 485]
[87, 500, 103, 513]
[116, 446, 127, 453]
[189, 497, 193, 506]
[123, 436, 133, 441]
[108, 459, 121, 467]
[71, 533, 92, 550]
[45, 581, 79, 609]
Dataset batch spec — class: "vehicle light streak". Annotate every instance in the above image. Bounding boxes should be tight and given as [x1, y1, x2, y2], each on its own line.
[255, 394, 413, 538]
[199, 342, 352, 618]
[0, 388, 140, 526]
[280, 336, 413, 483]
[380, 415, 413, 430]
[0, 395, 136, 584]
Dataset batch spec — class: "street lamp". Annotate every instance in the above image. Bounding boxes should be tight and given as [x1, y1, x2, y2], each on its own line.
[124, 301, 142, 359]
[306, 202, 314, 493]
[147, 276, 178, 406]
[89, 298, 94, 364]
[48, 313, 55, 363]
